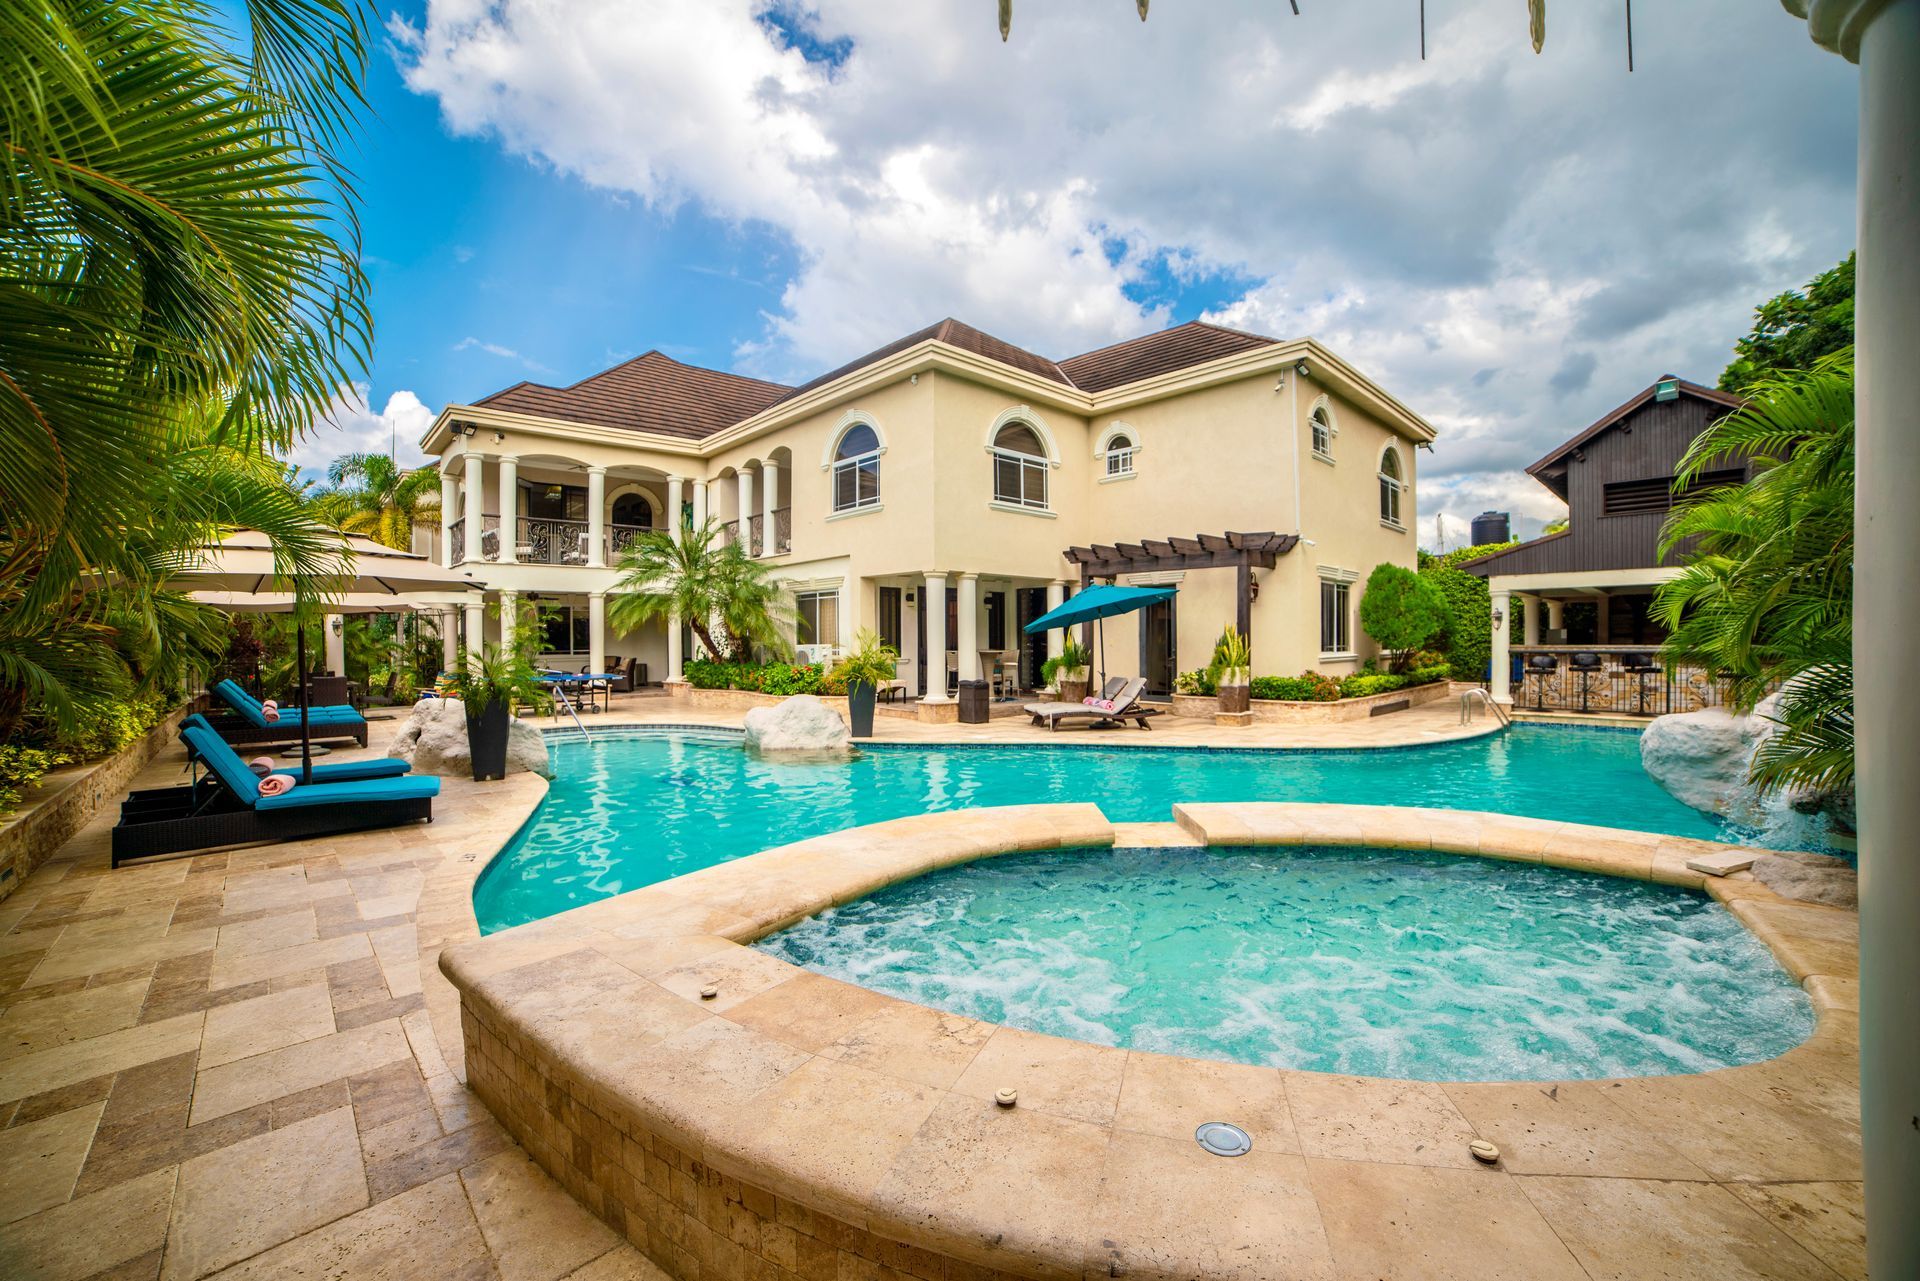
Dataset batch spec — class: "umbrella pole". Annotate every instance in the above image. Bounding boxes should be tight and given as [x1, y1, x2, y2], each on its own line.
[296, 618, 314, 785]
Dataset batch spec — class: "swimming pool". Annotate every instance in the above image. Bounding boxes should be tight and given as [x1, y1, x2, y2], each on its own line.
[472, 723, 1758, 933]
[755, 844, 1815, 1081]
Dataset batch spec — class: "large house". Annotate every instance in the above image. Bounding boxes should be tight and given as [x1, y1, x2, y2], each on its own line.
[421, 318, 1435, 711]
[1463, 375, 1749, 712]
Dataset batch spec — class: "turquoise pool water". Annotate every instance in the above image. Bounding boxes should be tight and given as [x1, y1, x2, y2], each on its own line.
[473, 724, 1754, 933]
[756, 845, 1814, 1081]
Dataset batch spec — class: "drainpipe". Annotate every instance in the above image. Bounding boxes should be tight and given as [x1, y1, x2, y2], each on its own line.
[1783, 3, 1920, 1276]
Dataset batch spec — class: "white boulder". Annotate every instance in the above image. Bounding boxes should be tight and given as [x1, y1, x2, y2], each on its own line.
[743, 695, 851, 754]
[1639, 700, 1776, 825]
[387, 697, 553, 779]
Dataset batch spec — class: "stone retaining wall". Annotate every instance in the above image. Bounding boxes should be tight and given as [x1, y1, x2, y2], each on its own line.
[0, 703, 190, 902]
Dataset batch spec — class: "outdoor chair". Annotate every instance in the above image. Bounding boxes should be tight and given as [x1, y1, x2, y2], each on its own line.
[111, 723, 438, 865]
[1569, 651, 1606, 713]
[1024, 677, 1159, 731]
[205, 679, 368, 747]
[1620, 652, 1661, 714]
[179, 715, 413, 784]
[1524, 654, 1558, 710]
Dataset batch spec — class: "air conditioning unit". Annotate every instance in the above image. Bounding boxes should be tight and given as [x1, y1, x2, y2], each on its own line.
[795, 644, 835, 667]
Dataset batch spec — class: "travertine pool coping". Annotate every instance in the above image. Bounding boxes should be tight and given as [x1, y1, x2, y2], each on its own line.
[441, 803, 1863, 1281]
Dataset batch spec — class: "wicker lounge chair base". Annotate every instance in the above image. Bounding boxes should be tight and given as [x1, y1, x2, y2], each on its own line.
[111, 785, 431, 865]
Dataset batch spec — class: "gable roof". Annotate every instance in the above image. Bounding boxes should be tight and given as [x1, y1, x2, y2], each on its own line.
[1058, 320, 1281, 393]
[1527, 376, 1746, 481]
[774, 317, 1071, 404]
[476, 352, 791, 441]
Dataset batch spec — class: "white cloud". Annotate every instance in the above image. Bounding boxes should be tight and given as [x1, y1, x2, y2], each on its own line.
[391, 0, 1856, 542]
[282, 384, 438, 476]
[452, 336, 551, 373]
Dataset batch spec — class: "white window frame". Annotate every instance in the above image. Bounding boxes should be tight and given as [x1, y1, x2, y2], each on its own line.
[1309, 398, 1337, 463]
[1095, 423, 1139, 483]
[1378, 446, 1405, 529]
[1104, 441, 1136, 479]
[794, 589, 841, 651]
[821, 414, 886, 517]
[831, 439, 881, 514]
[991, 423, 1051, 511]
[1318, 566, 1359, 660]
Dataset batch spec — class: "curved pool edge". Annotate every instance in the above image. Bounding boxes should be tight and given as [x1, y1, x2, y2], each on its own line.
[439, 803, 1861, 1281]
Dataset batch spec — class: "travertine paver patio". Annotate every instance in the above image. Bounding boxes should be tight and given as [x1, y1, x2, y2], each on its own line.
[0, 705, 1863, 1281]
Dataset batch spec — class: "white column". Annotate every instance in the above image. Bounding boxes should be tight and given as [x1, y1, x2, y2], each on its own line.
[1794, 5, 1920, 1273]
[440, 472, 457, 566]
[737, 468, 755, 557]
[583, 466, 606, 567]
[1521, 594, 1541, 646]
[463, 601, 485, 658]
[921, 572, 948, 702]
[690, 479, 708, 532]
[441, 608, 458, 670]
[588, 591, 606, 678]
[498, 591, 517, 654]
[956, 574, 980, 683]
[462, 454, 486, 564]
[1545, 599, 1563, 633]
[497, 456, 519, 563]
[760, 460, 779, 558]
[666, 612, 684, 682]
[322, 614, 345, 675]
[667, 476, 686, 542]
[1046, 581, 1067, 662]
[1489, 590, 1512, 705]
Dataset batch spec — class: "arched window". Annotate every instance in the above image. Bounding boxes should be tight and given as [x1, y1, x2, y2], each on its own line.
[610, 492, 652, 529]
[1310, 405, 1335, 460]
[1103, 431, 1135, 478]
[1378, 447, 1405, 527]
[831, 422, 881, 513]
[992, 422, 1049, 509]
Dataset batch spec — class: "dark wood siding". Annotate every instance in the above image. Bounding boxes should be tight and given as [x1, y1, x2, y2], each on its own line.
[1468, 391, 1745, 577]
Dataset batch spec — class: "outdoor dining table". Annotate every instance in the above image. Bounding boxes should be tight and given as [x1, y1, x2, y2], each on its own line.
[539, 673, 620, 714]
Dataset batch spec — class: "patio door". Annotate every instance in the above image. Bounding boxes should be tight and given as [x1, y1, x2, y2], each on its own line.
[1016, 588, 1048, 692]
[1140, 597, 1177, 697]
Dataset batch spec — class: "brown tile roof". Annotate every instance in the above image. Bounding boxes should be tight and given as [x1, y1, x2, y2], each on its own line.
[1057, 320, 1281, 393]
[774, 317, 1072, 403]
[475, 352, 791, 440]
[470, 318, 1284, 439]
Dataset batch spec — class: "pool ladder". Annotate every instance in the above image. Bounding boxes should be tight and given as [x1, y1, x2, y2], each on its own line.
[1459, 687, 1510, 727]
[550, 684, 592, 742]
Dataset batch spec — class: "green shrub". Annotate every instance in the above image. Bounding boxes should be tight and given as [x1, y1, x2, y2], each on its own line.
[1358, 563, 1450, 671]
[1339, 672, 1406, 699]
[0, 745, 70, 815]
[1251, 671, 1341, 701]
[1405, 663, 1453, 687]
[683, 659, 731, 690]
[1420, 563, 1492, 682]
[1175, 669, 1217, 697]
[53, 693, 167, 759]
[757, 663, 823, 696]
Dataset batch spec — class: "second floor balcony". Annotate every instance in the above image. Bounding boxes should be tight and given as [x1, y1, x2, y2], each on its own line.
[719, 508, 792, 558]
[451, 510, 791, 566]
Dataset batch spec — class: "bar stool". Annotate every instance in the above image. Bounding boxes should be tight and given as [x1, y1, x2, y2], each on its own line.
[1620, 652, 1659, 714]
[1525, 654, 1558, 709]
[1569, 651, 1605, 713]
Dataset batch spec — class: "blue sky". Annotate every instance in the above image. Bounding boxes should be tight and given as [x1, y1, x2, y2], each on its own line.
[288, 1, 1857, 545]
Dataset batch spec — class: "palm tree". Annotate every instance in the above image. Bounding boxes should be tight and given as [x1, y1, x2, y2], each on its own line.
[318, 454, 442, 550]
[1653, 351, 1854, 796]
[608, 521, 791, 662]
[1, 1, 370, 734]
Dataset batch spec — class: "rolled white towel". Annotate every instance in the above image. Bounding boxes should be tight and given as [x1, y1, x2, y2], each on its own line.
[256, 774, 294, 797]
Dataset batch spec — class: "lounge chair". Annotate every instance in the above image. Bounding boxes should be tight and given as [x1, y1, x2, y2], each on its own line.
[111, 723, 437, 865]
[179, 715, 411, 784]
[204, 678, 368, 747]
[1024, 677, 1161, 731]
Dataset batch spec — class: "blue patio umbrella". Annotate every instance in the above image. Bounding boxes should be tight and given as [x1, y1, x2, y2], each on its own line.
[1023, 583, 1178, 684]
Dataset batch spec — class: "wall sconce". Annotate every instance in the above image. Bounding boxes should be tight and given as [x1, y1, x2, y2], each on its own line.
[1491, 606, 1505, 630]
[491, 430, 506, 444]
[455, 423, 477, 438]
[329, 615, 344, 636]
[1247, 577, 1261, 603]
[1294, 362, 1310, 378]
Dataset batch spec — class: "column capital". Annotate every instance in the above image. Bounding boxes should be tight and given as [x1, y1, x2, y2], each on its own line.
[498, 453, 519, 466]
[923, 570, 948, 582]
[586, 464, 607, 477]
[956, 571, 979, 582]
[588, 588, 606, 600]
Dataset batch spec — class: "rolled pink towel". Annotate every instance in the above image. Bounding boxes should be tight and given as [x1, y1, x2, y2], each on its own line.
[248, 757, 274, 777]
[256, 774, 294, 797]
[262, 706, 279, 722]
[262, 698, 277, 710]
[1096, 698, 1117, 711]
[1082, 696, 1099, 706]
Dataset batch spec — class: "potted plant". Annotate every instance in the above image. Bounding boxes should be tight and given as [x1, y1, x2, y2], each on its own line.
[443, 644, 551, 780]
[831, 629, 899, 738]
[1041, 637, 1092, 704]
[1212, 627, 1253, 715]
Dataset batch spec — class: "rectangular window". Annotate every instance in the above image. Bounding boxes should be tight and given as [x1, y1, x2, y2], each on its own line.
[992, 453, 1049, 509]
[1603, 469, 1745, 516]
[796, 590, 839, 647]
[1379, 477, 1402, 526]
[523, 484, 587, 522]
[1105, 447, 1134, 478]
[878, 586, 902, 651]
[1319, 580, 1351, 655]
[537, 605, 591, 656]
[832, 455, 880, 513]
[1312, 421, 1332, 458]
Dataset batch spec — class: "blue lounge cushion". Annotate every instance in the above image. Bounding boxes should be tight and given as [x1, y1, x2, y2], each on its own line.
[212, 680, 363, 728]
[180, 717, 410, 782]
[253, 774, 440, 810]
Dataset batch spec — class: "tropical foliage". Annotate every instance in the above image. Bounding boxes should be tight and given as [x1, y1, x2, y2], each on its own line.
[1654, 352, 1855, 796]
[832, 629, 901, 690]
[1358, 563, 1450, 671]
[1, 1, 372, 742]
[316, 454, 441, 550]
[608, 521, 791, 662]
[1719, 254, 1855, 395]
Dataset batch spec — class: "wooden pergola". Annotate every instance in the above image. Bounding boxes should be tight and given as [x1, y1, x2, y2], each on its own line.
[1062, 531, 1300, 638]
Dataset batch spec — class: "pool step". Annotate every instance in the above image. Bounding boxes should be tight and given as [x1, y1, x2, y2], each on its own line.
[1685, 848, 1760, 877]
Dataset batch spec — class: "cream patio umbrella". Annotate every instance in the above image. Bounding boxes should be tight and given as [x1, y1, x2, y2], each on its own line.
[171, 531, 485, 782]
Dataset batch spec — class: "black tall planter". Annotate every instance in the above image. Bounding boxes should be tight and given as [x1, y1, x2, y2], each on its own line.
[466, 700, 510, 781]
[846, 681, 877, 738]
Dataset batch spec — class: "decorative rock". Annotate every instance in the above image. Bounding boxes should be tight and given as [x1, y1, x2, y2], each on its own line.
[994, 1088, 1018, 1108]
[742, 695, 852, 755]
[1751, 852, 1859, 909]
[1469, 1139, 1501, 1164]
[1639, 703, 1774, 824]
[386, 698, 554, 779]
[699, 985, 719, 1001]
